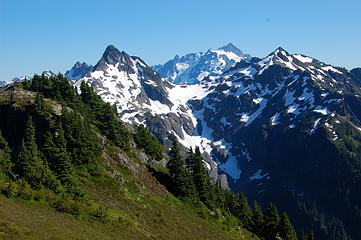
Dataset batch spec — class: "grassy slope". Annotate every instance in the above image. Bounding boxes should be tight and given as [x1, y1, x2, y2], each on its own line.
[0, 150, 258, 240]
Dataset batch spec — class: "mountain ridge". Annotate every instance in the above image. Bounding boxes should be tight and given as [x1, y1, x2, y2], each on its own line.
[72, 44, 361, 240]
[152, 43, 250, 84]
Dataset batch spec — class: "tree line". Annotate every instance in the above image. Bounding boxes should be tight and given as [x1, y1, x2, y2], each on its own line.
[166, 138, 314, 240]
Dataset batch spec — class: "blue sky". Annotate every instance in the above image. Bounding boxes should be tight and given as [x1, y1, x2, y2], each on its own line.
[0, 0, 360, 80]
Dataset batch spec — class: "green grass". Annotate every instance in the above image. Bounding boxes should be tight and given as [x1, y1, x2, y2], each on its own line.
[0, 149, 259, 240]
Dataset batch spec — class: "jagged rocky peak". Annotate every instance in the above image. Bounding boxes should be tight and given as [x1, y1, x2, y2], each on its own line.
[42, 70, 56, 78]
[254, 47, 319, 76]
[75, 44, 175, 122]
[74, 61, 91, 68]
[173, 54, 180, 61]
[270, 46, 289, 56]
[94, 45, 134, 70]
[218, 42, 244, 56]
[102, 45, 123, 63]
[263, 47, 296, 64]
[65, 61, 94, 81]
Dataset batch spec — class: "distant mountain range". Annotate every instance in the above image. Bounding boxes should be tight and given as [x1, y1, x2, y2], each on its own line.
[3, 43, 361, 240]
[152, 43, 250, 84]
[7, 65, 92, 84]
[65, 62, 94, 81]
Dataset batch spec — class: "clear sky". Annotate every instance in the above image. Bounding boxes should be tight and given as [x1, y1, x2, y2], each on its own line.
[0, 0, 360, 80]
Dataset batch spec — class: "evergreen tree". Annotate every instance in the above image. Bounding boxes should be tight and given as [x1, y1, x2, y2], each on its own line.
[43, 119, 75, 187]
[16, 117, 60, 191]
[225, 190, 239, 213]
[52, 120, 74, 184]
[17, 117, 41, 183]
[43, 131, 56, 169]
[31, 93, 51, 117]
[190, 147, 213, 208]
[223, 191, 251, 227]
[250, 200, 264, 236]
[134, 125, 163, 161]
[237, 192, 252, 229]
[263, 203, 280, 240]
[185, 147, 194, 171]
[278, 212, 297, 240]
[212, 181, 226, 209]
[167, 139, 195, 199]
[0, 130, 12, 177]
[61, 110, 100, 165]
[80, 81, 130, 151]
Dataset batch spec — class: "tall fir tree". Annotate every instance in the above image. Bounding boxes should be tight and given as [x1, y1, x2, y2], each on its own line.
[213, 181, 226, 209]
[43, 131, 57, 169]
[31, 93, 51, 117]
[278, 212, 297, 240]
[167, 139, 195, 199]
[190, 147, 213, 208]
[134, 125, 163, 161]
[185, 147, 194, 171]
[263, 203, 281, 240]
[250, 200, 264, 236]
[237, 192, 252, 229]
[43, 119, 75, 187]
[17, 117, 42, 184]
[52, 119, 74, 184]
[17, 117, 60, 191]
[0, 130, 12, 177]
[61, 110, 100, 165]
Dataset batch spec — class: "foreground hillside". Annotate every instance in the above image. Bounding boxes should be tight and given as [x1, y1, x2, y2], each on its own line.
[0, 156, 256, 240]
[0, 78, 267, 240]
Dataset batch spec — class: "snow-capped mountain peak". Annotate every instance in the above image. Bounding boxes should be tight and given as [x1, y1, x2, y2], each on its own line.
[217, 42, 244, 57]
[152, 43, 250, 84]
[93, 45, 135, 72]
[75, 45, 175, 124]
[42, 70, 56, 78]
[253, 47, 348, 87]
[65, 61, 93, 82]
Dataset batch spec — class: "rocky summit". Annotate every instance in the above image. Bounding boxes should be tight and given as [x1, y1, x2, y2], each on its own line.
[65, 61, 93, 82]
